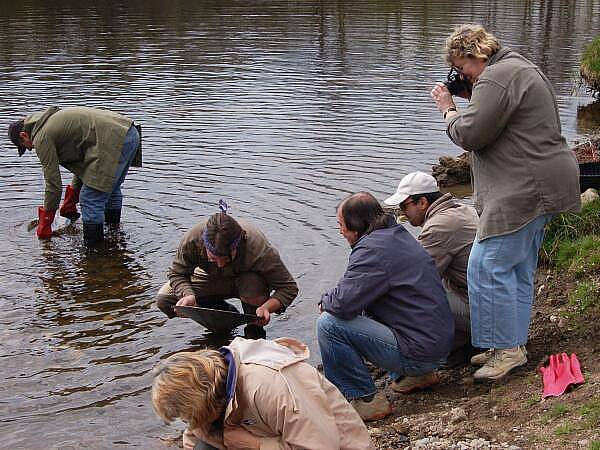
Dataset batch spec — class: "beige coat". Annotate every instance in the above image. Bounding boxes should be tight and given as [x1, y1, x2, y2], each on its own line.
[418, 193, 478, 301]
[168, 219, 298, 310]
[446, 47, 581, 240]
[184, 337, 373, 450]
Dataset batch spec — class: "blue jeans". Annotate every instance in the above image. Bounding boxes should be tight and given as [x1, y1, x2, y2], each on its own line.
[468, 214, 553, 349]
[317, 312, 441, 399]
[80, 125, 140, 224]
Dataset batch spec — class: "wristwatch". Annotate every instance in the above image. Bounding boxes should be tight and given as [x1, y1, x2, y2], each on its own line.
[443, 107, 457, 119]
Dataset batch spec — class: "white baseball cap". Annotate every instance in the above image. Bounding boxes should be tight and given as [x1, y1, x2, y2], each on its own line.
[383, 171, 439, 206]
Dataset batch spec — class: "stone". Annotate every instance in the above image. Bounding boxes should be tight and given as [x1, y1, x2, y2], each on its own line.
[431, 152, 472, 187]
[368, 427, 382, 437]
[392, 421, 410, 434]
[581, 188, 599, 205]
[470, 438, 491, 449]
[449, 407, 467, 424]
[414, 437, 439, 448]
[537, 284, 545, 295]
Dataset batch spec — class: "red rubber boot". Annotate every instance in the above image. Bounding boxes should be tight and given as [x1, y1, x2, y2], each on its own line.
[59, 184, 80, 221]
[37, 207, 56, 239]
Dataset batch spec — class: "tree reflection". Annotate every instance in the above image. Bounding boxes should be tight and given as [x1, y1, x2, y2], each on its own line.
[37, 232, 153, 351]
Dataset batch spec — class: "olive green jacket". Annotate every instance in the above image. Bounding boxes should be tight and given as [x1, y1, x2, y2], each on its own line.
[446, 48, 581, 240]
[24, 106, 133, 210]
[168, 219, 299, 310]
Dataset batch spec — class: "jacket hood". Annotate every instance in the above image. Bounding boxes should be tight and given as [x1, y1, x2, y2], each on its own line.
[424, 193, 460, 221]
[23, 106, 60, 138]
[221, 337, 310, 420]
[487, 47, 513, 66]
[228, 337, 310, 370]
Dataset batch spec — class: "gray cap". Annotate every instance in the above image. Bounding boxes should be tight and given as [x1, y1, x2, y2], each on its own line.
[8, 119, 26, 156]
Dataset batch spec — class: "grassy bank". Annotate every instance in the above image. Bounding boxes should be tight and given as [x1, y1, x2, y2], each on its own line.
[582, 35, 600, 95]
[541, 197, 600, 314]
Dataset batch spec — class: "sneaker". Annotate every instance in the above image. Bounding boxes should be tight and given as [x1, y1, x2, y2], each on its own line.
[471, 349, 495, 366]
[350, 391, 392, 421]
[391, 372, 440, 394]
[473, 346, 528, 381]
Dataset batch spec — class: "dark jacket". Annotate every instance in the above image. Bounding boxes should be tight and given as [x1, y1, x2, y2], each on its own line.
[320, 223, 454, 362]
[446, 47, 581, 240]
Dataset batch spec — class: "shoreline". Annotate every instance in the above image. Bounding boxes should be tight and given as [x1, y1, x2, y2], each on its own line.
[366, 196, 600, 450]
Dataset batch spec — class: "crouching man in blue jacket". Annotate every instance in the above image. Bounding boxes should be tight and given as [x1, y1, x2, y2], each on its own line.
[317, 192, 455, 421]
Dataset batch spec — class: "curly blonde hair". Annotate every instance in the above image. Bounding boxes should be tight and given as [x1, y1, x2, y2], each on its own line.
[152, 350, 228, 434]
[444, 24, 501, 65]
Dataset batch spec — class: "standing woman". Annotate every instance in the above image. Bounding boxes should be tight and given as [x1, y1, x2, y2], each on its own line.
[430, 24, 580, 381]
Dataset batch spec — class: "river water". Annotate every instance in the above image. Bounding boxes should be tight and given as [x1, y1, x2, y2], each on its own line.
[1, 1, 599, 448]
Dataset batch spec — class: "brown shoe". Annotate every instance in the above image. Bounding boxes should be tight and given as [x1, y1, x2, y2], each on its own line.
[391, 372, 440, 394]
[350, 391, 392, 421]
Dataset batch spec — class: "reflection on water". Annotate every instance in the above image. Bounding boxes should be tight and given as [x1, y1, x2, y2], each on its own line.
[1, 0, 599, 447]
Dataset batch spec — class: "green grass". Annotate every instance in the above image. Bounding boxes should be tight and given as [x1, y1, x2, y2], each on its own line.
[589, 440, 600, 450]
[550, 403, 570, 417]
[541, 199, 600, 265]
[553, 423, 575, 436]
[543, 403, 570, 424]
[541, 200, 600, 315]
[582, 35, 600, 91]
[555, 236, 600, 277]
[568, 280, 600, 313]
[579, 399, 600, 430]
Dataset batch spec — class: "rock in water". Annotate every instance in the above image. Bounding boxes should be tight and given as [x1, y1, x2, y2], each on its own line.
[432, 152, 472, 187]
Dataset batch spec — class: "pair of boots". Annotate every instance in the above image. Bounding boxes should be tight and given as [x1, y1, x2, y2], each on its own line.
[83, 209, 121, 246]
[59, 185, 121, 246]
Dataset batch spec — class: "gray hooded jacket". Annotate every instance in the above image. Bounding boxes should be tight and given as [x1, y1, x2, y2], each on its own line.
[445, 47, 581, 240]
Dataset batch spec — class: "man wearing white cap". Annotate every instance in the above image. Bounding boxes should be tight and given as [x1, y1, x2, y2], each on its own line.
[384, 171, 478, 392]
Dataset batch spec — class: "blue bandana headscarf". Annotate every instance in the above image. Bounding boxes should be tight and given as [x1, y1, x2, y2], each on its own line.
[202, 200, 242, 256]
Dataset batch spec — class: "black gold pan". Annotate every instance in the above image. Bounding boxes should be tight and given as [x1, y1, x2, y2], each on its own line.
[174, 305, 257, 332]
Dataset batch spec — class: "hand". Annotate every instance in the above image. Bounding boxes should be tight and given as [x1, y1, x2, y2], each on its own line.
[176, 295, 197, 310]
[223, 426, 260, 450]
[430, 83, 456, 114]
[254, 305, 270, 326]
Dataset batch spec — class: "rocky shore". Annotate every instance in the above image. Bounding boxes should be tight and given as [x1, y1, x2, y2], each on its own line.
[366, 194, 600, 450]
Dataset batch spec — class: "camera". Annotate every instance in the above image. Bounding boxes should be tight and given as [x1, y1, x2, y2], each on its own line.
[444, 68, 472, 97]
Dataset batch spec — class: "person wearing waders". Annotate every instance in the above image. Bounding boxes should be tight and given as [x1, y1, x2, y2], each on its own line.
[8, 106, 141, 245]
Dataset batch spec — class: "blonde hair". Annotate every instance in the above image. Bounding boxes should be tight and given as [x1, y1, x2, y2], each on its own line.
[444, 24, 501, 65]
[152, 350, 228, 434]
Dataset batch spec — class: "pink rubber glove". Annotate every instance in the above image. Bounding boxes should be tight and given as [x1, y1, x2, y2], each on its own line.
[540, 353, 585, 398]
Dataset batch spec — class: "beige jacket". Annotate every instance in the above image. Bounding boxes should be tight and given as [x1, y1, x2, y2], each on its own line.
[418, 193, 478, 302]
[184, 337, 373, 450]
[446, 47, 581, 240]
[168, 219, 298, 310]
